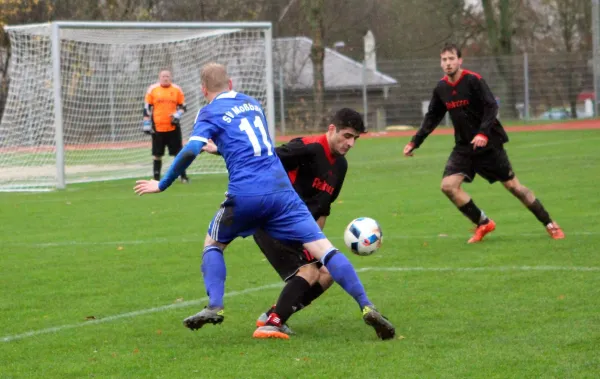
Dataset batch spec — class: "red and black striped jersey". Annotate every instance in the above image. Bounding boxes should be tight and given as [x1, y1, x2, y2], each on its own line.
[412, 69, 509, 152]
[276, 134, 347, 220]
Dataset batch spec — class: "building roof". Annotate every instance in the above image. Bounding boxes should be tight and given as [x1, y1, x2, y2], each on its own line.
[274, 37, 397, 90]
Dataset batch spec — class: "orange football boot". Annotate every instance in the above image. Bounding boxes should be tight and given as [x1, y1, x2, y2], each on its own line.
[252, 325, 290, 339]
[546, 222, 565, 239]
[467, 219, 496, 243]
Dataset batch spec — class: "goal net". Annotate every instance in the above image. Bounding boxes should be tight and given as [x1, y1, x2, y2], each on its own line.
[0, 22, 274, 191]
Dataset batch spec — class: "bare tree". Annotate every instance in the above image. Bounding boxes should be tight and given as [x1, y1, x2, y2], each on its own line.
[302, 0, 325, 127]
[271, 0, 377, 127]
[154, 0, 271, 22]
[362, 0, 471, 59]
[480, 0, 520, 118]
[539, 0, 592, 118]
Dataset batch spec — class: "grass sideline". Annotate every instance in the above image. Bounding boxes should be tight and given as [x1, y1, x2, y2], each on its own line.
[1, 129, 599, 378]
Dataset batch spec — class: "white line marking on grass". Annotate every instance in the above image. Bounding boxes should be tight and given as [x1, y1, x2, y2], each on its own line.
[356, 266, 600, 273]
[8, 231, 598, 248]
[348, 231, 598, 239]
[8, 236, 207, 248]
[1, 283, 283, 343]
[3, 265, 599, 343]
[514, 136, 600, 149]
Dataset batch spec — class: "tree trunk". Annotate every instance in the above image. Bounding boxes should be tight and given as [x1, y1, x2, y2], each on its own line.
[556, 0, 579, 119]
[304, 0, 325, 130]
[0, 45, 10, 122]
[481, 0, 519, 119]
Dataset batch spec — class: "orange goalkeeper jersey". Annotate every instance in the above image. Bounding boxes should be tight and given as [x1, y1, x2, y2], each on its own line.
[145, 83, 185, 132]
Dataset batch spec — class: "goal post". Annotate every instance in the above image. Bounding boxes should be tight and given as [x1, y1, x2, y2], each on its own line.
[0, 21, 275, 191]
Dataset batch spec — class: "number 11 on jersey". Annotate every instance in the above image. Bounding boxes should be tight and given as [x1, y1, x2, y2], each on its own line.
[239, 116, 273, 156]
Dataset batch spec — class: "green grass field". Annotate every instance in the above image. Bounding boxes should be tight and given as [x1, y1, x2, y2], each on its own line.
[1, 130, 599, 378]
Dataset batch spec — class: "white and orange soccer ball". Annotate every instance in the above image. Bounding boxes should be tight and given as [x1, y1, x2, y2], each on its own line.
[343, 217, 383, 256]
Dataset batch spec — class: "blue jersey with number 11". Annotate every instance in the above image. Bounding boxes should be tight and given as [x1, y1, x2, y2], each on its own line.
[190, 91, 293, 195]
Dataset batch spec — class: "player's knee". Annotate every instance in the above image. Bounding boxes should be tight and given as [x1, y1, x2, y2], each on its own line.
[297, 264, 320, 286]
[319, 265, 330, 276]
[317, 266, 334, 290]
[503, 178, 520, 194]
[204, 234, 227, 251]
[506, 181, 534, 202]
[441, 181, 458, 195]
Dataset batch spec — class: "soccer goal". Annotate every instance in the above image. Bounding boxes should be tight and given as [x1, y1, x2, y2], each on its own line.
[0, 21, 275, 191]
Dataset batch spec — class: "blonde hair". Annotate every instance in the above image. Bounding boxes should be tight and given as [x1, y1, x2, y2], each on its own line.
[201, 63, 230, 92]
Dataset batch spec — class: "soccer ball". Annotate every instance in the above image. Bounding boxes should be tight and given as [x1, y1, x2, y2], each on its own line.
[343, 217, 383, 256]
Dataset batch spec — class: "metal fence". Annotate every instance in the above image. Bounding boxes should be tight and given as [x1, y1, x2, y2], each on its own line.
[0, 50, 595, 135]
[274, 52, 595, 134]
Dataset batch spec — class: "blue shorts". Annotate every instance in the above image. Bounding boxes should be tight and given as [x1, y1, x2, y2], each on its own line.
[207, 190, 325, 244]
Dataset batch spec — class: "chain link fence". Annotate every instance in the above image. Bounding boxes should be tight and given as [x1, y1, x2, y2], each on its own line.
[0, 50, 595, 135]
[274, 52, 595, 134]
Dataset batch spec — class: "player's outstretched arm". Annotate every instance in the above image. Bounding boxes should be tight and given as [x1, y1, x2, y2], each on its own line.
[134, 139, 205, 196]
[403, 142, 416, 157]
[406, 88, 446, 156]
[134, 179, 161, 195]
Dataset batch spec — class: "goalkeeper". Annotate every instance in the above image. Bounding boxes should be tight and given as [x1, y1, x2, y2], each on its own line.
[143, 69, 189, 183]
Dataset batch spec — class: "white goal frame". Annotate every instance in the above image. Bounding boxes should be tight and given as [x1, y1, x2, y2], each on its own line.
[1, 21, 275, 191]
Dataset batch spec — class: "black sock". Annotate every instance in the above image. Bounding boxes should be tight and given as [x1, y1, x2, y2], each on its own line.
[527, 198, 552, 226]
[294, 283, 325, 312]
[181, 170, 188, 180]
[153, 160, 162, 180]
[458, 199, 489, 226]
[272, 276, 311, 324]
[264, 305, 275, 316]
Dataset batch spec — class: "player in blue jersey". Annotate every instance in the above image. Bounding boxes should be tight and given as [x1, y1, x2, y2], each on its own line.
[134, 63, 395, 340]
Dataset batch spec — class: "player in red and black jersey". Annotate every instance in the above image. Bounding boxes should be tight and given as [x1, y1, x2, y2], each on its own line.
[200, 109, 383, 339]
[403, 43, 564, 243]
[252, 108, 365, 339]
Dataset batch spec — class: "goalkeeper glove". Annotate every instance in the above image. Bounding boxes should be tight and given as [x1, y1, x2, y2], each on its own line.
[142, 119, 153, 135]
[171, 111, 183, 127]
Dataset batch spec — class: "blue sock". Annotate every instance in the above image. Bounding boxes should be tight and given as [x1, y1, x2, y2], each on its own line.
[321, 249, 371, 309]
[201, 246, 226, 308]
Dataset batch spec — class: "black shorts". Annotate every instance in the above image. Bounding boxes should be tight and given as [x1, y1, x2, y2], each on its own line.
[253, 228, 321, 282]
[443, 146, 515, 184]
[152, 129, 182, 157]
